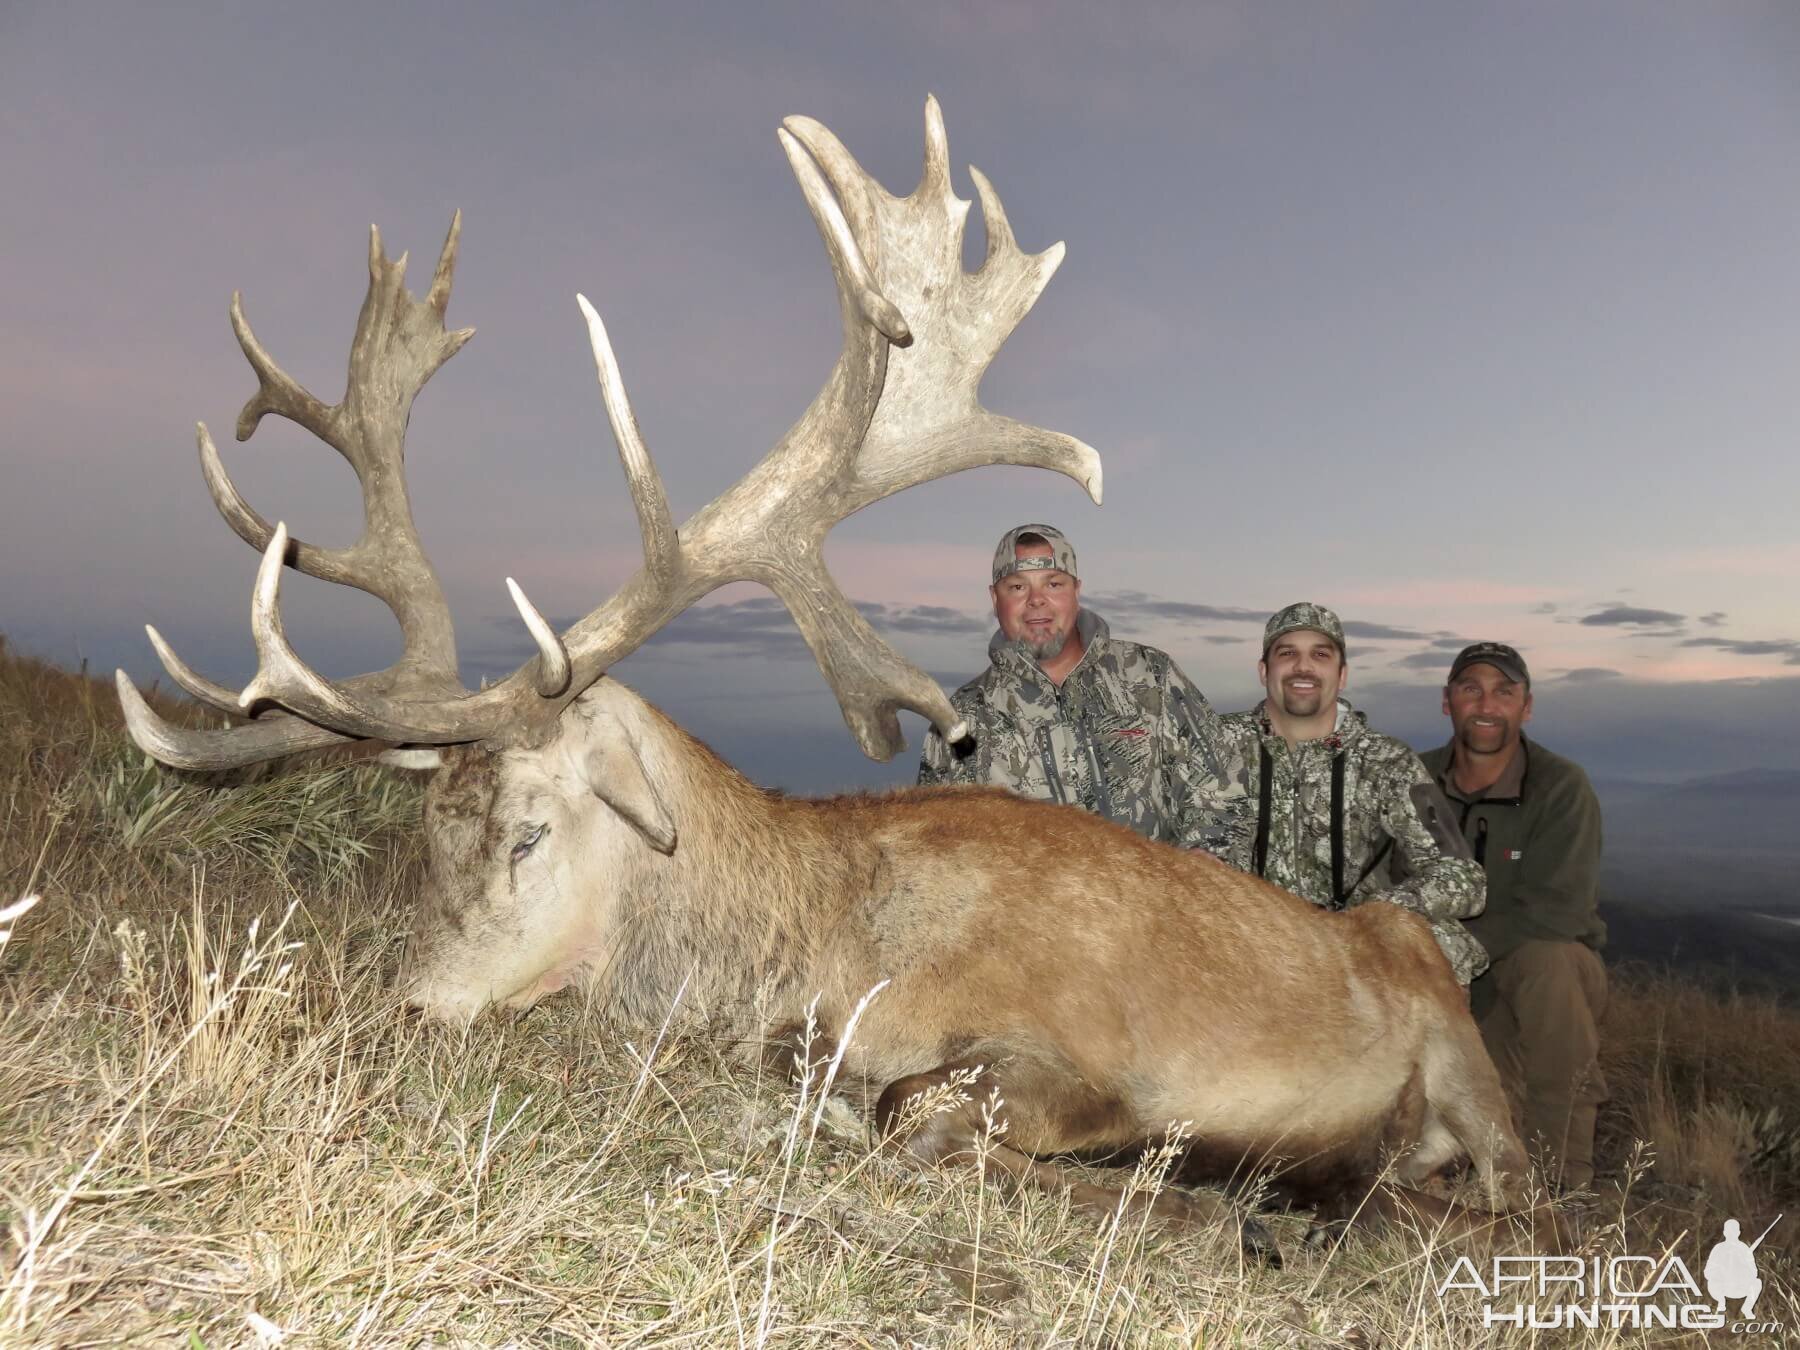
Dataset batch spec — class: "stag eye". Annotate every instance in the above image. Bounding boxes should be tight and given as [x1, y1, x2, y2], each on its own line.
[510, 823, 548, 863]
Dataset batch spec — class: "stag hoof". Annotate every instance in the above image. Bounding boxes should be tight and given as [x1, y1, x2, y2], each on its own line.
[1241, 1215, 1282, 1268]
[1303, 1218, 1348, 1251]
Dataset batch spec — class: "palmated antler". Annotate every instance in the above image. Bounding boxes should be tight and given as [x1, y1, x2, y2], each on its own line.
[120, 97, 1101, 771]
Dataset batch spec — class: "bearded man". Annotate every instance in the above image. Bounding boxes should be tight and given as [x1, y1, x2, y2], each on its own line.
[1217, 603, 1488, 984]
[917, 524, 1244, 851]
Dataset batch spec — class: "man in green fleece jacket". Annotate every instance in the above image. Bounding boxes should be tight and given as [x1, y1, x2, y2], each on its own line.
[1418, 642, 1608, 1191]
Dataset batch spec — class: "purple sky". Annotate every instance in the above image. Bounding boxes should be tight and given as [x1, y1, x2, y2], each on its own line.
[5, 2, 1798, 790]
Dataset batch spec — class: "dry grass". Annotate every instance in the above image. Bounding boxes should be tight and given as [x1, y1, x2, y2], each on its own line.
[1, 637, 1795, 1346]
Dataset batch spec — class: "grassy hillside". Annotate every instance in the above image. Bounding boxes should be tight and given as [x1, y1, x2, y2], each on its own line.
[1, 637, 1795, 1345]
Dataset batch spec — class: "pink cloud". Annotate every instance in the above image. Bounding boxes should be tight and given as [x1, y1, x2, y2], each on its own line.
[1647, 543, 1800, 579]
[1331, 580, 1570, 609]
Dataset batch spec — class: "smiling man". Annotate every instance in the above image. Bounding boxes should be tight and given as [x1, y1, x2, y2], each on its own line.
[917, 524, 1244, 851]
[1217, 603, 1489, 984]
[1419, 642, 1608, 1191]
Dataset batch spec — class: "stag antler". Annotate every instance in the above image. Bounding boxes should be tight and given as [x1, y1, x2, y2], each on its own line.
[120, 97, 1101, 770]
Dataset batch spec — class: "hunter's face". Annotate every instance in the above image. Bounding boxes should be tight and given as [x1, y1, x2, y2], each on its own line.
[1259, 631, 1345, 719]
[1444, 663, 1533, 756]
[991, 541, 1080, 660]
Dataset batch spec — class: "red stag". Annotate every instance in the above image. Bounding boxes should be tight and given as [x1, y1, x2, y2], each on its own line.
[118, 99, 1542, 1262]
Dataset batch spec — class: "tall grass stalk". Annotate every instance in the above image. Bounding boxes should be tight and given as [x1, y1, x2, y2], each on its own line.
[3, 897, 302, 1330]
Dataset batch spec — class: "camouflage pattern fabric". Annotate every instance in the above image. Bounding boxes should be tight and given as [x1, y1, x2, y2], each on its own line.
[918, 610, 1247, 851]
[1216, 699, 1490, 984]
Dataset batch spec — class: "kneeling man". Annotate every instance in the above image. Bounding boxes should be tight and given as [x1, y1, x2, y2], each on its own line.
[1219, 603, 1488, 984]
[1420, 642, 1607, 1190]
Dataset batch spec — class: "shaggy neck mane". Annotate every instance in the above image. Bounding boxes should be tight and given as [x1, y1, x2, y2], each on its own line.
[602, 693, 861, 1032]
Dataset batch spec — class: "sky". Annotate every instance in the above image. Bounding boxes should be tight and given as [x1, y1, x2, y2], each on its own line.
[4, 1, 1798, 793]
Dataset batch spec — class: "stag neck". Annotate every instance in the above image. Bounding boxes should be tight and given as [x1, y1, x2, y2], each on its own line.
[605, 691, 858, 1014]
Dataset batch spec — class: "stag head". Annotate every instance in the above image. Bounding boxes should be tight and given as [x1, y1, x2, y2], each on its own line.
[118, 99, 1102, 1017]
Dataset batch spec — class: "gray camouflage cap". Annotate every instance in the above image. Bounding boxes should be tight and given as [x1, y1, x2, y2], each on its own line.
[992, 523, 1079, 583]
[1263, 601, 1346, 657]
[1448, 641, 1530, 688]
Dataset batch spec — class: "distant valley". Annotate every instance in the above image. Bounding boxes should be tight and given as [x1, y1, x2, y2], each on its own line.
[1594, 769, 1800, 1000]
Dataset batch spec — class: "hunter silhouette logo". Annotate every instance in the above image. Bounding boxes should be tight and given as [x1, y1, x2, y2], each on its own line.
[1705, 1216, 1779, 1320]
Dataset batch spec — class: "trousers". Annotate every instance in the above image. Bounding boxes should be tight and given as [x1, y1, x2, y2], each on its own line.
[1473, 938, 1609, 1190]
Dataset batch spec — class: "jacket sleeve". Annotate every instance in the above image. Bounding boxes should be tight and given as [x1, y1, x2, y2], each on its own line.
[917, 691, 984, 788]
[917, 724, 969, 786]
[1370, 753, 1487, 922]
[1161, 660, 1251, 852]
[1508, 768, 1604, 942]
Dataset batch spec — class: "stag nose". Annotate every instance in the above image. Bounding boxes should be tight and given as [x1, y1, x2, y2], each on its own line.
[402, 979, 484, 1025]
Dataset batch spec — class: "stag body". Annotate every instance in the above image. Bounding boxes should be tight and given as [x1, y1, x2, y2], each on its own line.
[405, 677, 1533, 1232]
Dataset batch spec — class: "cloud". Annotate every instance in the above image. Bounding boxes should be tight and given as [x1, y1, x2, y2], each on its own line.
[1579, 606, 1686, 628]
[1340, 621, 1431, 642]
[1679, 636, 1800, 664]
[1392, 649, 1456, 671]
[1082, 591, 1427, 643]
[854, 603, 989, 638]
[1531, 602, 1559, 615]
[1559, 667, 1624, 682]
[1199, 635, 1244, 646]
[481, 596, 990, 667]
[1699, 611, 1728, 628]
[1082, 590, 1266, 626]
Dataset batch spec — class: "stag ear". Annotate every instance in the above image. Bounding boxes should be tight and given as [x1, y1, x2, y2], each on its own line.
[578, 726, 677, 855]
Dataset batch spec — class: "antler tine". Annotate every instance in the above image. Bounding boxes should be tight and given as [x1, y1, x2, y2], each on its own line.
[230, 293, 340, 447]
[197, 422, 369, 584]
[507, 578, 571, 698]
[144, 624, 242, 716]
[576, 295, 678, 584]
[967, 165, 1017, 266]
[237, 523, 509, 740]
[425, 209, 461, 319]
[777, 129, 910, 344]
[115, 670, 359, 771]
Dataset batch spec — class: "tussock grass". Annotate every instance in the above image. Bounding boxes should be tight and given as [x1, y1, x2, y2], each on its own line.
[1, 638, 1795, 1344]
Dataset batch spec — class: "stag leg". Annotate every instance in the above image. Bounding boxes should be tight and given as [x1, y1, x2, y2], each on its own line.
[1304, 1182, 1481, 1250]
[1421, 1017, 1535, 1211]
[874, 1059, 1281, 1266]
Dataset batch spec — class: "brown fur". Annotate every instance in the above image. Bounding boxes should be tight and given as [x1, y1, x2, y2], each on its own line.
[408, 681, 1549, 1261]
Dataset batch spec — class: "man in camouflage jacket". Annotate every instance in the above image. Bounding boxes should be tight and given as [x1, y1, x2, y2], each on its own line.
[917, 524, 1245, 852]
[1217, 603, 1489, 984]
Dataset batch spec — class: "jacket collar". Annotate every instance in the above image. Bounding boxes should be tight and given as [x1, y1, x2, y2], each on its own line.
[1253, 696, 1364, 753]
[1435, 735, 1531, 804]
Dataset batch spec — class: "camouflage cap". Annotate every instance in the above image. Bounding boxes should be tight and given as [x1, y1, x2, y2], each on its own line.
[992, 523, 1079, 583]
[1448, 641, 1531, 688]
[1263, 601, 1346, 657]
